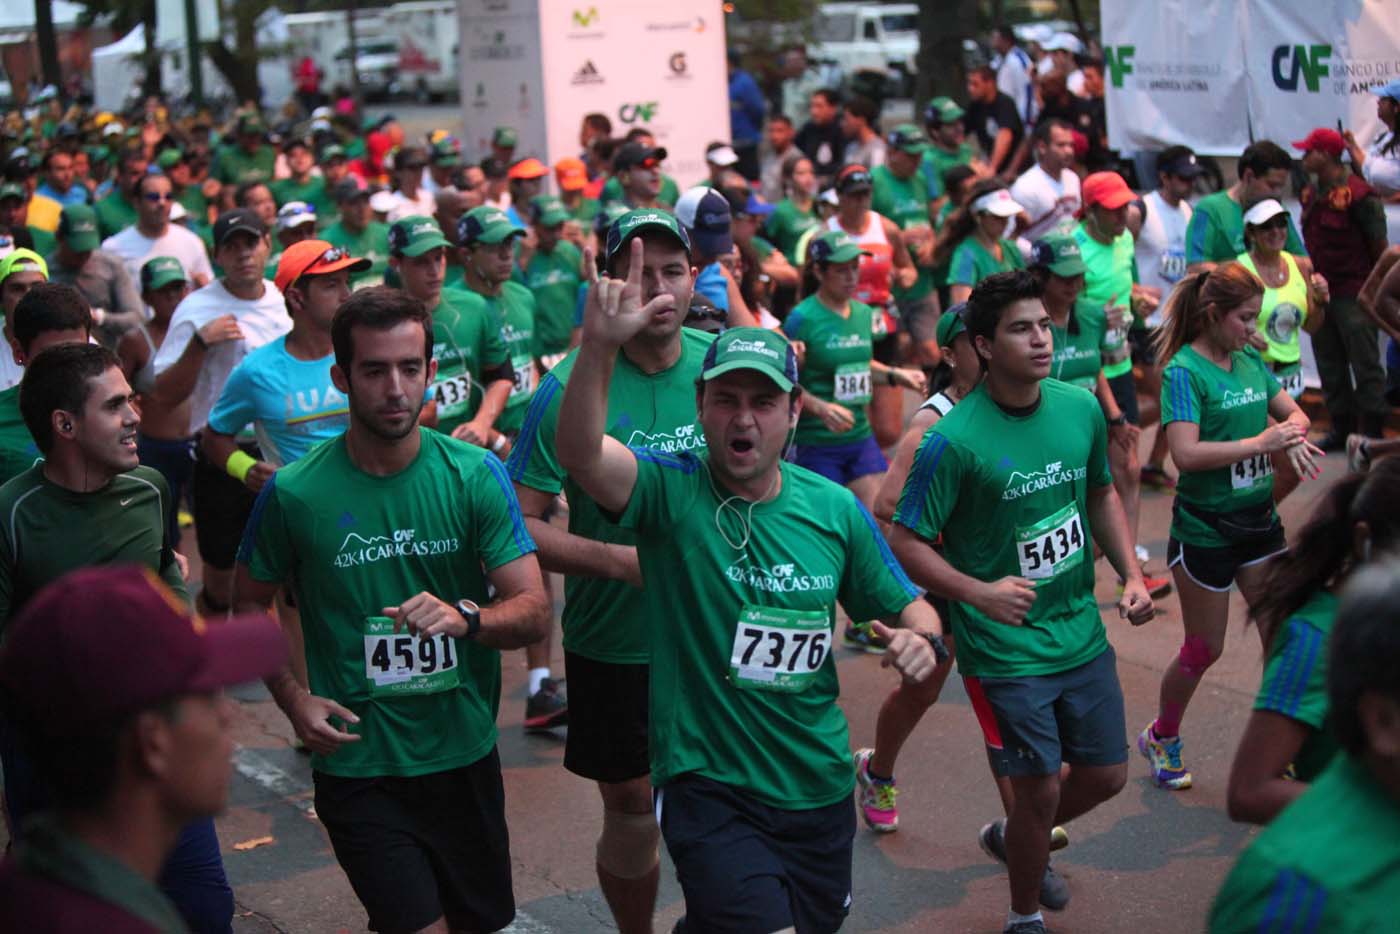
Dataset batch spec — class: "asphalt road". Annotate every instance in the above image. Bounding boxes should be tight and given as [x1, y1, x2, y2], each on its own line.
[213, 436, 1349, 934]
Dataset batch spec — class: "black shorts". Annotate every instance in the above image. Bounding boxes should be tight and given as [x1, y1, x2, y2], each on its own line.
[1129, 325, 1159, 366]
[313, 750, 514, 934]
[563, 651, 649, 784]
[192, 441, 259, 571]
[1106, 370, 1140, 425]
[963, 646, 1128, 778]
[1167, 532, 1287, 592]
[658, 773, 854, 934]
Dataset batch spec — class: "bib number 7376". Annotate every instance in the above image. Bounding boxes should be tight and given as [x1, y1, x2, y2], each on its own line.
[1016, 502, 1086, 582]
[728, 606, 832, 692]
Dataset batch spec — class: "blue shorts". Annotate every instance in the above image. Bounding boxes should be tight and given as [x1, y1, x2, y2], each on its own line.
[792, 435, 887, 486]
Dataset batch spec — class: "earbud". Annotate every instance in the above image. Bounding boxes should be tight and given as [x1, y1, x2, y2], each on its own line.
[62, 421, 72, 431]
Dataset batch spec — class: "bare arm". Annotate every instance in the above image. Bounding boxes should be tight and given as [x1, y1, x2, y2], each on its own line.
[200, 429, 276, 493]
[514, 483, 640, 585]
[759, 249, 800, 289]
[1357, 246, 1400, 342]
[873, 409, 939, 523]
[471, 552, 552, 649]
[989, 128, 1015, 178]
[720, 263, 759, 328]
[884, 217, 918, 290]
[949, 283, 973, 305]
[887, 522, 1034, 626]
[556, 339, 639, 514]
[150, 314, 243, 406]
[1226, 710, 1311, 824]
[1165, 405, 1306, 474]
[1087, 482, 1154, 624]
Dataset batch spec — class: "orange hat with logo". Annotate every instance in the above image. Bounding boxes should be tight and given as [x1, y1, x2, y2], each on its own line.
[555, 157, 588, 192]
[507, 157, 549, 181]
[274, 239, 371, 293]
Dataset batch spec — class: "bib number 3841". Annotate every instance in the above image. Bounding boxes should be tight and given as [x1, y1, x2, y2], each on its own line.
[728, 606, 832, 692]
[363, 616, 460, 697]
[1016, 503, 1086, 582]
[1231, 451, 1274, 490]
[834, 362, 872, 405]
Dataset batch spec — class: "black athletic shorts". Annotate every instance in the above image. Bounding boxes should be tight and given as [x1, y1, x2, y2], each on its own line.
[563, 650, 649, 783]
[1106, 370, 1140, 425]
[1167, 532, 1287, 592]
[658, 773, 854, 934]
[313, 749, 514, 934]
[1129, 325, 1159, 366]
[192, 441, 259, 571]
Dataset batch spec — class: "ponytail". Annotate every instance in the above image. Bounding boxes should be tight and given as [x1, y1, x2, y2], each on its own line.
[933, 177, 1007, 267]
[1155, 261, 1263, 363]
[800, 258, 825, 299]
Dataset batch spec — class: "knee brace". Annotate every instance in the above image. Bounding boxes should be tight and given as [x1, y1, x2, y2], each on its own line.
[596, 808, 660, 880]
[1178, 635, 1214, 677]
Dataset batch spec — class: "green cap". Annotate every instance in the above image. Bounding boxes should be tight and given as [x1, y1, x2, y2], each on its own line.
[492, 126, 518, 149]
[319, 143, 347, 162]
[386, 216, 452, 257]
[431, 137, 461, 165]
[237, 113, 266, 135]
[0, 182, 24, 202]
[1029, 233, 1087, 277]
[806, 229, 870, 264]
[457, 205, 526, 246]
[57, 204, 101, 252]
[935, 303, 967, 347]
[140, 255, 188, 292]
[0, 249, 48, 285]
[155, 147, 184, 170]
[529, 195, 570, 227]
[701, 327, 798, 392]
[924, 96, 965, 125]
[85, 144, 111, 165]
[605, 208, 691, 261]
[886, 123, 927, 154]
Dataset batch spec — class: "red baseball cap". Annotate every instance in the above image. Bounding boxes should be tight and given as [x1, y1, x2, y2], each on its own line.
[1079, 171, 1136, 213]
[0, 564, 287, 733]
[275, 238, 372, 293]
[507, 157, 549, 181]
[1292, 127, 1345, 157]
[555, 157, 587, 192]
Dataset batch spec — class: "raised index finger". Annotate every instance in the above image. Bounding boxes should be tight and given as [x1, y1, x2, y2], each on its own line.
[626, 235, 646, 290]
[583, 245, 599, 284]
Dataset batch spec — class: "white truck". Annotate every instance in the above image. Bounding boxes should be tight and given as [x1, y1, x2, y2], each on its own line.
[384, 0, 459, 102]
[808, 2, 920, 96]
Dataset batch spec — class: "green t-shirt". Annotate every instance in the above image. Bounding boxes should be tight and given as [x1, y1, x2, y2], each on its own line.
[894, 379, 1112, 678]
[320, 220, 390, 286]
[1254, 589, 1340, 782]
[1160, 345, 1282, 547]
[0, 465, 186, 633]
[25, 225, 56, 256]
[429, 289, 511, 435]
[0, 386, 40, 486]
[177, 185, 209, 226]
[781, 294, 875, 446]
[241, 431, 536, 778]
[469, 281, 537, 435]
[871, 164, 935, 303]
[600, 173, 680, 208]
[1208, 755, 1400, 934]
[763, 199, 820, 266]
[1186, 190, 1307, 265]
[1049, 299, 1108, 391]
[269, 175, 335, 220]
[94, 191, 137, 239]
[505, 328, 715, 664]
[751, 235, 776, 261]
[1073, 222, 1137, 379]
[523, 241, 582, 360]
[949, 236, 1024, 287]
[567, 196, 602, 226]
[619, 453, 919, 808]
[921, 142, 976, 200]
[212, 144, 277, 186]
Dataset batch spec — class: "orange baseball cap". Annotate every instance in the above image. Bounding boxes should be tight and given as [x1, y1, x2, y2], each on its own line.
[507, 157, 549, 180]
[275, 239, 371, 293]
[1079, 171, 1136, 214]
[555, 157, 587, 192]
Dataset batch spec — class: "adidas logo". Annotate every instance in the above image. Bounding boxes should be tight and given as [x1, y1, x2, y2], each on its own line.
[571, 60, 604, 84]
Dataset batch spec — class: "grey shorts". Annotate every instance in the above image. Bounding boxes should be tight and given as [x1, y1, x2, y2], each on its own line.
[897, 293, 941, 343]
[963, 646, 1128, 778]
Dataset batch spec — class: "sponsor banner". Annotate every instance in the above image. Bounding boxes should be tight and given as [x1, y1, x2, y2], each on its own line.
[458, 0, 547, 160]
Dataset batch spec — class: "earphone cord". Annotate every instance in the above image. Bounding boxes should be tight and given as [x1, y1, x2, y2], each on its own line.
[704, 456, 782, 552]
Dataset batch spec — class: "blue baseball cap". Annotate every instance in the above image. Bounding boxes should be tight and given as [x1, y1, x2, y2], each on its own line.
[1374, 78, 1400, 102]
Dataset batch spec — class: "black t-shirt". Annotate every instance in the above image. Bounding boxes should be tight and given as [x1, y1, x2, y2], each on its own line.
[964, 92, 1024, 173]
[796, 119, 848, 184]
[1037, 96, 1111, 171]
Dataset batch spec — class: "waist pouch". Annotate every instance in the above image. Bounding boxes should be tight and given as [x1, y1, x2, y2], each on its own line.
[1175, 499, 1279, 545]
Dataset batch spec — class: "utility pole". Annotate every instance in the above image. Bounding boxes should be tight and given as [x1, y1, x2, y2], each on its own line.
[184, 0, 205, 106]
[34, 0, 61, 91]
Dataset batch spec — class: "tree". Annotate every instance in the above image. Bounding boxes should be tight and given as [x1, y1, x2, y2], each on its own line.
[915, 0, 978, 104]
[204, 0, 274, 104]
[34, 0, 62, 89]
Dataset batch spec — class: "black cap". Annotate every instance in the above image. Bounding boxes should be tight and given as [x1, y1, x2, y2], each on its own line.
[480, 156, 508, 180]
[1157, 146, 1204, 179]
[281, 136, 312, 154]
[332, 177, 370, 203]
[212, 208, 266, 247]
[614, 143, 668, 173]
[395, 146, 429, 170]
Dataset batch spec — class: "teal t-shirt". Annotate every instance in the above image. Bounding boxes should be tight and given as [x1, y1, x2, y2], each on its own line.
[895, 379, 1112, 678]
[523, 241, 582, 360]
[871, 164, 935, 302]
[1186, 190, 1307, 265]
[1073, 222, 1138, 379]
[921, 142, 975, 199]
[1254, 589, 1340, 782]
[949, 236, 1024, 287]
[241, 430, 536, 778]
[782, 294, 875, 446]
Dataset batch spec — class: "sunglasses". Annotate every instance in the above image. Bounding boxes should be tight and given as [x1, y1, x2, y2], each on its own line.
[634, 158, 660, 171]
[143, 192, 174, 203]
[1255, 216, 1289, 231]
[280, 203, 316, 217]
[294, 246, 348, 283]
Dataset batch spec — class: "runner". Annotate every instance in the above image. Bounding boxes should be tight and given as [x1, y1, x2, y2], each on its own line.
[523, 195, 584, 371]
[824, 164, 917, 447]
[321, 179, 390, 287]
[1009, 119, 1081, 244]
[0, 341, 238, 932]
[100, 170, 214, 290]
[1141, 262, 1323, 792]
[269, 137, 329, 214]
[264, 201, 319, 281]
[921, 96, 982, 210]
[554, 247, 940, 932]
[887, 269, 1154, 933]
[506, 210, 712, 934]
[150, 208, 291, 616]
[1208, 560, 1400, 933]
[235, 287, 551, 934]
[606, 142, 671, 211]
[1184, 140, 1306, 274]
[1226, 456, 1400, 825]
[945, 180, 1025, 305]
[764, 155, 820, 266]
[874, 124, 943, 369]
[0, 249, 49, 390]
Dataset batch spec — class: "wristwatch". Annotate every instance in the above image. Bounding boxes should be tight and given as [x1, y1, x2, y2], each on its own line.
[923, 632, 950, 664]
[1107, 413, 1128, 427]
[454, 599, 481, 638]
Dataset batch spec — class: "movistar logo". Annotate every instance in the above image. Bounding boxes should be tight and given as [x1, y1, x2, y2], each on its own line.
[1272, 44, 1331, 92]
[1002, 460, 1087, 501]
[572, 7, 598, 27]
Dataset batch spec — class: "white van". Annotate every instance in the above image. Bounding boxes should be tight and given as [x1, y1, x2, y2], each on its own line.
[809, 3, 919, 95]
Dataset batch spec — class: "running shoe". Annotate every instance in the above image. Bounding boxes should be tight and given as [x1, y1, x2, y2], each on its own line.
[1347, 434, 1372, 473]
[1139, 463, 1176, 491]
[853, 748, 898, 832]
[843, 621, 887, 654]
[1004, 921, 1048, 934]
[1138, 723, 1192, 789]
[978, 819, 1071, 911]
[524, 678, 568, 732]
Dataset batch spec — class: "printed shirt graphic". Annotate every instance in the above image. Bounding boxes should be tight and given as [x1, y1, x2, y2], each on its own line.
[782, 295, 875, 446]
[206, 336, 347, 467]
[1238, 252, 1309, 367]
[1253, 589, 1339, 782]
[871, 165, 935, 302]
[240, 430, 536, 778]
[894, 380, 1111, 678]
[949, 236, 1025, 287]
[619, 452, 918, 808]
[429, 289, 510, 435]
[524, 240, 583, 357]
[507, 328, 715, 664]
[471, 281, 537, 435]
[1208, 755, 1400, 934]
[1185, 190, 1307, 265]
[1160, 345, 1282, 547]
[1049, 299, 1108, 390]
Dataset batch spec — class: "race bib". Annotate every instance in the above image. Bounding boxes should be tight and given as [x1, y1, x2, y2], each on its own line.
[510, 354, 536, 400]
[833, 362, 872, 405]
[1016, 502, 1086, 582]
[1274, 363, 1305, 399]
[728, 605, 832, 692]
[362, 616, 460, 697]
[432, 371, 474, 418]
[1158, 249, 1187, 283]
[1231, 451, 1274, 491]
[871, 309, 889, 337]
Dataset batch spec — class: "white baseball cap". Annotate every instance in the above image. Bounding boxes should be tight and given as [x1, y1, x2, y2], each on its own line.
[276, 201, 318, 231]
[1042, 32, 1083, 54]
[971, 188, 1024, 217]
[1243, 199, 1288, 227]
[706, 144, 740, 167]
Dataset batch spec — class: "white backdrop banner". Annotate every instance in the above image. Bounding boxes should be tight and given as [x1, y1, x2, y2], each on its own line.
[458, 0, 548, 162]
